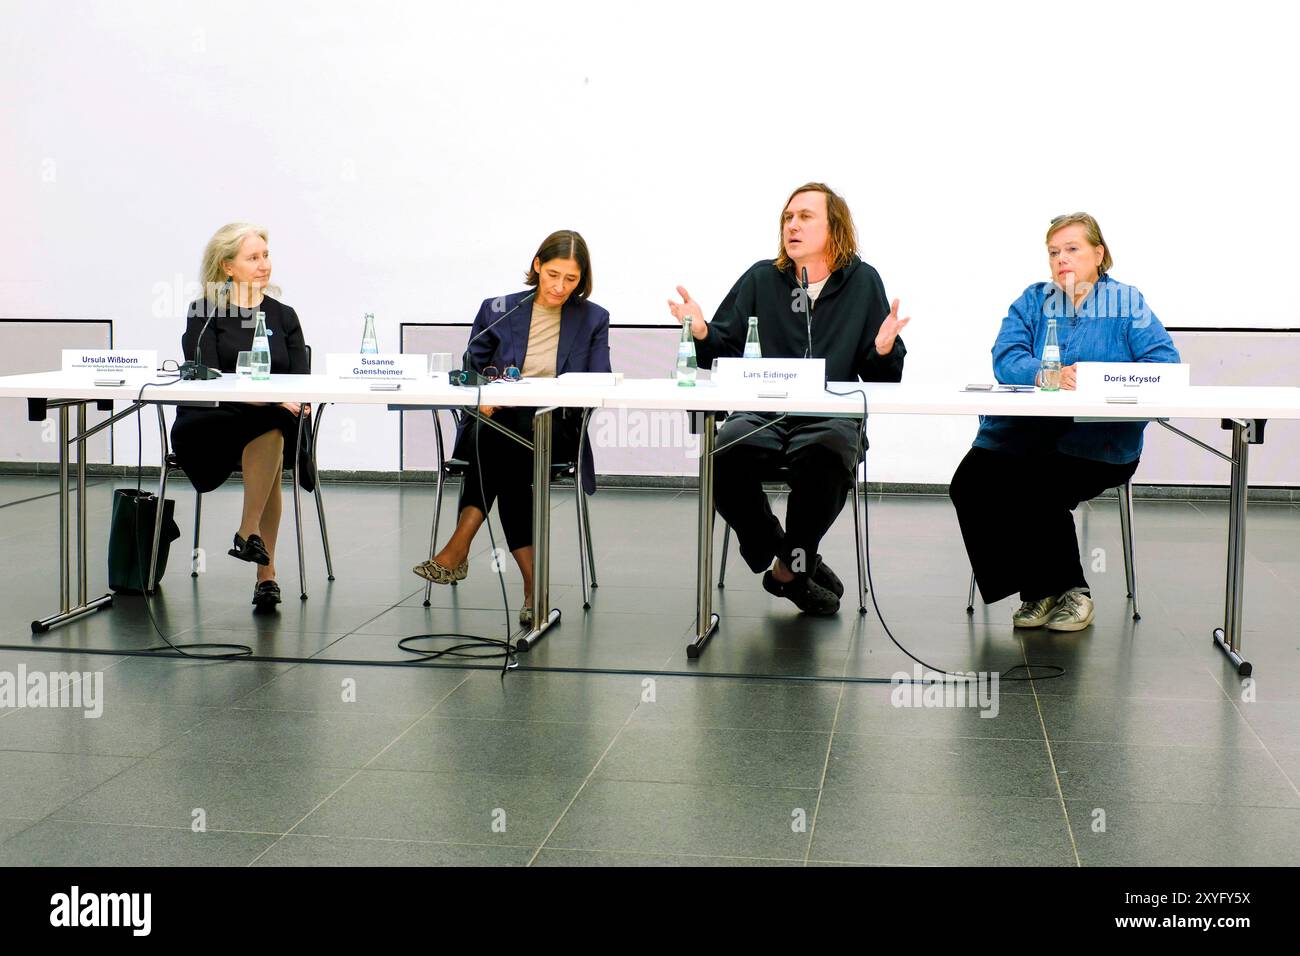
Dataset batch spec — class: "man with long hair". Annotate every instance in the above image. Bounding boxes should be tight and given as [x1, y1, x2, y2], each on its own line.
[668, 183, 909, 615]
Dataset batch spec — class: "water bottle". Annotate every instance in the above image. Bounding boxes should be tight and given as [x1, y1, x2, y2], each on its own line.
[251, 311, 271, 381]
[744, 316, 762, 358]
[676, 318, 698, 387]
[1038, 319, 1061, 391]
[361, 313, 379, 354]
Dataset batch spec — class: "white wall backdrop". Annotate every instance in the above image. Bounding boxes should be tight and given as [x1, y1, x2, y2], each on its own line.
[3, 0, 1297, 481]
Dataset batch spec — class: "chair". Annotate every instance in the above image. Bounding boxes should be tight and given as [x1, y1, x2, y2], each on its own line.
[147, 348, 335, 600]
[965, 478, 1140, 620]
[717, 454, 871, 614]
[421, 407, 598, 608]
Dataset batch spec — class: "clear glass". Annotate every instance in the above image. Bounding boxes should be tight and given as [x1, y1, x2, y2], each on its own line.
[236, 351, 253, 378]
[250, 312, 271, 381]
[744, 316, 762, 358]
[1038, 319, 1061, 391]
[361, 312, 379, 354]
[428, 352, 454, 376]
[676, 320, 697, 387]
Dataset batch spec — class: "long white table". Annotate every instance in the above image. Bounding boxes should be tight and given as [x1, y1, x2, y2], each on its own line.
[0, 371, 598, 648]
[3, 370, 1298, 673]
[602, 380, 1300, 673]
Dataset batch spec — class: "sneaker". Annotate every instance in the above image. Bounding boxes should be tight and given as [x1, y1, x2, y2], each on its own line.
[811, 556, 844, 600]
[1012, 596, 1057, 628]
[763, 570, 840, 616]
[1046, 590, 1094, 631]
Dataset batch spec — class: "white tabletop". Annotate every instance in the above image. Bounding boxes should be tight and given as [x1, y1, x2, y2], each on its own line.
[3, 370, 1300, 421]
[599, 379, 1300, 421]
[0, 371, 601, 410]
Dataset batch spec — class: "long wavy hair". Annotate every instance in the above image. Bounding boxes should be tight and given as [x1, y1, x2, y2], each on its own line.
[774, 182, 859, 273]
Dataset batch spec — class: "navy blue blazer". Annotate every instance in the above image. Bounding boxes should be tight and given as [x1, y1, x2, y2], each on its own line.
[458, 290, 611, 494]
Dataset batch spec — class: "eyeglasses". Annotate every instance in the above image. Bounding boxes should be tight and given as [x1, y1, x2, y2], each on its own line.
[482, 365, 522, 382]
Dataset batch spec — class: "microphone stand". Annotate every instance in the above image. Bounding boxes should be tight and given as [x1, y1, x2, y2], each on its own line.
[179, 279, 230, 381]
[449, 290, 537, 386]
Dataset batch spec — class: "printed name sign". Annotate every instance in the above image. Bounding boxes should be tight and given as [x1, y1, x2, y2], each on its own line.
[62, 350, 157, 376]
[711, 358, 827, 395]
[325, 353, 427, 382]
[1075, 362, 1190, 395]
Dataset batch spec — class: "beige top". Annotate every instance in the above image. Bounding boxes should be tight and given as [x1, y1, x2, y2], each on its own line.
[521, 303, 563, 378]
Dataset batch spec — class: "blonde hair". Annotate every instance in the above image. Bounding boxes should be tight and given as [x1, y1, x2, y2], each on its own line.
[1046, 212, 1113, 275]
[199, 222, 280, 304]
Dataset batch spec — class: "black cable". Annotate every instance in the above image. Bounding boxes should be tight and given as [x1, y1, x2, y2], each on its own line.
[824, 383, 1064, 683]
[398, 380, 519, 673]
[131, 375, 251, 660]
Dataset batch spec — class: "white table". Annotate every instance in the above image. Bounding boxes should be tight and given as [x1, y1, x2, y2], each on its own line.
[602, 380, 1300, 673]
[0, 371, 597, 648]
[4, 370, 1298, 674]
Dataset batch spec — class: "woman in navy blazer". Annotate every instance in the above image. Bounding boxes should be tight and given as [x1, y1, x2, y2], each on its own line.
[414, 230, 611, 627]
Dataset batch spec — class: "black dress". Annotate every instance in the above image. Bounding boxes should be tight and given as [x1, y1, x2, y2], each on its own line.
[170, 295, 315, 494]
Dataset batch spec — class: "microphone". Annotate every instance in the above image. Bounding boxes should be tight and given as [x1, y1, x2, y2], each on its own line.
[179, 278, 230, 381]
[801, 266, 814, 358]
[449, 290, 537, 386]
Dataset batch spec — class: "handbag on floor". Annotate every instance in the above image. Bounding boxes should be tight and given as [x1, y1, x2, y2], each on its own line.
[107, 488, 181, 593]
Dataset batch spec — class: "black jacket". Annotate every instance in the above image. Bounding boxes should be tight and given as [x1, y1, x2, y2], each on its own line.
[695, 256, 905, 381]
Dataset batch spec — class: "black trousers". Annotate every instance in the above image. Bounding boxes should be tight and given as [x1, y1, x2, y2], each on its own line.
[949, 446, 1139, 604]
[713, 412, 859, 574]
[453, 408, 580, 552]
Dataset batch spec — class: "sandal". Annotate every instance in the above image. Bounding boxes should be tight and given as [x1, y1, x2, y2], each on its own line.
[519, 605, 534, 629]
[229, 532, 271, 566]
[412, 558, 468, 584]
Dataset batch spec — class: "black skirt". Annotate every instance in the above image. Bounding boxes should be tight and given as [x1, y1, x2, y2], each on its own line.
[171, 403, 315, 495]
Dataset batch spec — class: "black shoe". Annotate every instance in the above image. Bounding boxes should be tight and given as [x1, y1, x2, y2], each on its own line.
[763, 570, 840, 616]
[252, 579, 282, 611]
[811, 556, 844, 599]
[230, 533, 271, 566]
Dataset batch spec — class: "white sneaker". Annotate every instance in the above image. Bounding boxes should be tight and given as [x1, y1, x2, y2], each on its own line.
[1046, 590, 1095, 631]
[1013, 596, 1057, 628]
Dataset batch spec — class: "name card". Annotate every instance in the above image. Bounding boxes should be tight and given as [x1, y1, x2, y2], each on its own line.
[326, 353, 427, 382]
[1075, 362, 1190, 396]
[711, 357, 826, 395]
[62, 349, 157, 376]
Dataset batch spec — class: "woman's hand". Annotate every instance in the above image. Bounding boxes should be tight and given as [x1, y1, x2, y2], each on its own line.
[280, 402, 311, 416]
[667, 286, 708, 340]
[478, 406, 497, 417]
[1060, 365, 1078, 390]
[875, 299, 911, 355]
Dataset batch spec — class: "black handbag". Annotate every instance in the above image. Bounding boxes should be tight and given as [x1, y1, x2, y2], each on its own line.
[108, 489, 181, 593]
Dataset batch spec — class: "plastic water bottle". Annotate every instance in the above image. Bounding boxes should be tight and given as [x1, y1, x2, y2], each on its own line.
[361, 313, 379, 354]
[676, 319, 697, 387]
[251, 311, 271, 381]
[1038, 319, 1061, 391]
[744, 316, 762, 358]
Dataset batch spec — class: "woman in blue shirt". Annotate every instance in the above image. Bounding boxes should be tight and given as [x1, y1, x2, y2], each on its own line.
[949, 213, 1180, 631]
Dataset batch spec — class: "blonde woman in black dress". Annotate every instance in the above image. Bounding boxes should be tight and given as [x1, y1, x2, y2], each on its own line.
[170, 223, 313, 611]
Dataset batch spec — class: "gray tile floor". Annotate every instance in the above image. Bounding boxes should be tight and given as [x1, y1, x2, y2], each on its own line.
[0, 475, 1296, 866]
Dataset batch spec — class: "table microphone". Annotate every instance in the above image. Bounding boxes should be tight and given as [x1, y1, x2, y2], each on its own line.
[449, 290, 537, 386]
[801, 266, 814, 358]
[179, 278, 231, 381]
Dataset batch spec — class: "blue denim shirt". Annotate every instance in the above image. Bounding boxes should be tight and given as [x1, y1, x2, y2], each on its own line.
[973, 275, 1181, 464]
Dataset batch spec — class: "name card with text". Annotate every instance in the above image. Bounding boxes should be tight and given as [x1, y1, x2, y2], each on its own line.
[1075, 362, 1190, 396]
[62, 350, 158, 376]
[326, 353, 427, 382]
[712, 358, 826, 396]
